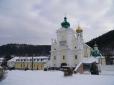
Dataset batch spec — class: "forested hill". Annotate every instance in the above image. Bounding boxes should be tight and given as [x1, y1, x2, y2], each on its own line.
[0, 44, 51, 57]
[86, 30, 114, 56]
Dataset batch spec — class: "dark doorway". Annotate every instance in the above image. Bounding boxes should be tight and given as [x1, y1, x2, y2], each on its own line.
[61, 63, 67, 67]
[83, 63, 91, 71]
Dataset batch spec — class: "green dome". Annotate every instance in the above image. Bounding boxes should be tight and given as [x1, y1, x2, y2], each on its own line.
[91, 50, 101, 57]
[61, 17, 70, 28]
[91, 43, 101, 57]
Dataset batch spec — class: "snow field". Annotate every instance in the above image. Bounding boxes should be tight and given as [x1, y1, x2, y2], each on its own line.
[0, 70, 114, 85]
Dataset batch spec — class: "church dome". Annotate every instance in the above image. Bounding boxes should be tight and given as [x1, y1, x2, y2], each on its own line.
[61, 17, 70, 28]
[76, 25, 83, 33]
[91, 42, 101, 57]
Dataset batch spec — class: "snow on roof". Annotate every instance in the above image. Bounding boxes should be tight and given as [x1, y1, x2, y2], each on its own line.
[84, 44, 91, 49]
[8, 57, 19, 62]
[82, 57, 99, 64]
[0, 66, 3, 69]
[74, 57, 99, 72]
[0, 58, 4, 62]
[8, 56, 49, 62]
[0, 57, 4, 59]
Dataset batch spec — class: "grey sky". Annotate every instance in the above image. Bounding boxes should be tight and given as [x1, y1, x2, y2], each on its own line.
[0, 0, 114, 45]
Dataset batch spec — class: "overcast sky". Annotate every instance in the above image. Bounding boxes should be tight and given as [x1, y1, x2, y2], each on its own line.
[0, 0, 114, 45]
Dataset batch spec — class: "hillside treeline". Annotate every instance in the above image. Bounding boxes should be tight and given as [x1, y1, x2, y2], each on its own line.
[0, 44, 51, 57]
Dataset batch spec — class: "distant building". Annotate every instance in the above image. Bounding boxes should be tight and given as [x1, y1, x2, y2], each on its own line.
[74, 43, 105, 74]
[0, 58, 4, 65]
[7, 56, 49, 70]
[48, 17, 91, 69]
[86, 30, 114, 65]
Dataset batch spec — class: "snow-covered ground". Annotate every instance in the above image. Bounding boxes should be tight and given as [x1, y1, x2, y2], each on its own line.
[0, 69, 114, 85]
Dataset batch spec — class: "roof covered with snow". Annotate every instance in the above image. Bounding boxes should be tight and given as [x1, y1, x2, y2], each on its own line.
[8, 56, 49, 62]
[82, 57, 99, 63]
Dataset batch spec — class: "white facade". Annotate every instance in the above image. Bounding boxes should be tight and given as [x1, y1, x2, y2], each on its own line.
[7, 56, 49, 69]
[49, 17, 91, 68]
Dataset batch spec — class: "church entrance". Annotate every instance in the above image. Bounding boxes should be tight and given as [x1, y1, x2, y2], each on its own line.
[61, 63, 67, 67]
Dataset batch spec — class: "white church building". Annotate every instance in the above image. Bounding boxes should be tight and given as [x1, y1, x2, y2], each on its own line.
[48, 17, 91, 69]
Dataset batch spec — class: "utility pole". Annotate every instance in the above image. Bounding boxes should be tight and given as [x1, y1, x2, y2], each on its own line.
[31, 56, 33, 70]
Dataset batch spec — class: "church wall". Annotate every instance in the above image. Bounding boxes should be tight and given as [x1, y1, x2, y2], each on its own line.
[49, 17, 92, 69]
[84, 44, 91, 58]
[50, 29, 85, 68]
[66, 29, 75, 49]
